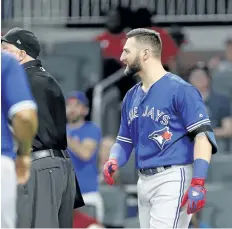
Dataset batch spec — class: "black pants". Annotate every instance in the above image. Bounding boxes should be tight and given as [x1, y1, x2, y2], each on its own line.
[16, 156, 76, 228]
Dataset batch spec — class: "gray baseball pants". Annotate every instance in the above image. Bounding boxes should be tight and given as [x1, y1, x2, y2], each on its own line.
[16, 156, 76, 228]
[137, 164, 193, 228]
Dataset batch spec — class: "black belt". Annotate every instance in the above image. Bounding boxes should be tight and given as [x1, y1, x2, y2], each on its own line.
[139, 165, 172, 176]
[31, 149, 69, 161]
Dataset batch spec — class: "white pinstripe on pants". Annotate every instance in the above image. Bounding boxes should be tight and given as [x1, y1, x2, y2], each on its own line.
[137, 164, 193, 228]
[1, 155, 16, 228]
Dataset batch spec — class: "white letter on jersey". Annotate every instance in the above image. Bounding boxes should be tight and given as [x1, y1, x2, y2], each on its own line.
[129, 106, 139, 123]
[147, 107, 155, 120]
[142, 106, 149, 117]
[133, 107, 138, 118]
[129, 110, 133, 121]
[155, 109, 164, 122]
[160, 115, 170, 125]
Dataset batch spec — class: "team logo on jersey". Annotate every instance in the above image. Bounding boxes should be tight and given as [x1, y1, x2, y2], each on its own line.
[148, 127, 173, 150]
[192, 190, 199, 196]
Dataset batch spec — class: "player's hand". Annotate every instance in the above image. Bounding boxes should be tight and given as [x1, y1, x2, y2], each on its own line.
[103, 159, 118, 185]
[181, 178, 206, 214]
[15, 155, 31, 185]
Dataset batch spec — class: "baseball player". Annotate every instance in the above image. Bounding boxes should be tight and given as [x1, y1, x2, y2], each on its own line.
[1, 51, 38, 228]
[103, 28, 218, 228]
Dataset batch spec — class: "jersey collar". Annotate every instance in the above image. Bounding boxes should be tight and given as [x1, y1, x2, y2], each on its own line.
[23, 60, 42, 70]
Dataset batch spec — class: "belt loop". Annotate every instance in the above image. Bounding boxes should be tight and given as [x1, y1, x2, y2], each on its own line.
[62, 150, 66, 159]
[50, 149, 55, 158]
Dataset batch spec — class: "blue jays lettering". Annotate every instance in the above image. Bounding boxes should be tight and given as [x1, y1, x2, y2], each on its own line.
[128, 105, 170, 125]
[128, 105, 172, 149]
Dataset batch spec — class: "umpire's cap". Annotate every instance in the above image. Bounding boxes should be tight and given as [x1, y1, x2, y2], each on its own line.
[66, 91, 89, 107]
[1, 27, 40, 59]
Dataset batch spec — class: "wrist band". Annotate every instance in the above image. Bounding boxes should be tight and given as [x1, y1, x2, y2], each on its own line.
[193, 158, 209, 179]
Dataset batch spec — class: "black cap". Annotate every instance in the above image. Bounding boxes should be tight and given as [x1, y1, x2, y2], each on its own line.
[1, 27, 40, 58]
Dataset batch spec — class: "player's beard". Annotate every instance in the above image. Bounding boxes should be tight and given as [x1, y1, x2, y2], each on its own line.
[124, 55, 141, 76]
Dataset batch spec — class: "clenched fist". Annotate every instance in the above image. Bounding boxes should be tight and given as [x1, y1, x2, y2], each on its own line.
[103, 159, 118, 185]
[16, 155, 31, 185]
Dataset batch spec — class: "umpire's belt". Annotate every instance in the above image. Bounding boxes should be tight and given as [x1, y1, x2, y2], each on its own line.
[139, 165, 172, 176]
[31, 149, 69, 161]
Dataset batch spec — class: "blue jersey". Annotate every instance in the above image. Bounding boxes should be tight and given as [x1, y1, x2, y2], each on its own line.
[116, 73, 217, 169]
[1, 52, 36, 159]
[67, 122, 102, 194]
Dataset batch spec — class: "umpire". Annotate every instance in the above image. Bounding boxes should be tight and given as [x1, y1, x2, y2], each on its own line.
[2, 28, 84, 228]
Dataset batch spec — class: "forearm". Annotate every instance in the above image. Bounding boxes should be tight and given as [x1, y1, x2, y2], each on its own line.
[109, 142, 132, 167]
[68, 142, 88, 159]
[194, 134, 212, 162]
[193, 134, 212, 180]
[12, 111, 38, 156]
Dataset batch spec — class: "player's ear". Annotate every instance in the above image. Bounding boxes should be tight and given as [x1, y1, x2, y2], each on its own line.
[143, 49, 150, 61]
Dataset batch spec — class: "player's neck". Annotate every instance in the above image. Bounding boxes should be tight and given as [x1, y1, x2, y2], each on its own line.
[141, 64, 167, 92]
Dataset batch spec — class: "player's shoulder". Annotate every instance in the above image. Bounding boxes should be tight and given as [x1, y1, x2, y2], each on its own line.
[1, 51, 18, 68]
[123, 82, 141, 102]
[1, 51, 13, 61]
[126, 82, 141, 96]
[167, 73, 203, 101]
[166, 73, 193, 90]
[1, 52, 24, 79]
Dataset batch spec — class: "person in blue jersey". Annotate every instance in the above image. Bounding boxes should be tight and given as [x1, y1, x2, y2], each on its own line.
[1, 51, 38, 228]
[66, 91, 103, 222]
[103, 28, 218, 228]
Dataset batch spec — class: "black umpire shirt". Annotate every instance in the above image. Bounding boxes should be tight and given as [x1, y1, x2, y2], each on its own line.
[23, 60, 67, 151]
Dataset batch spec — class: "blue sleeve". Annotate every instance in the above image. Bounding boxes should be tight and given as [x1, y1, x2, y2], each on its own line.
[116, 97, 133, 145]
[176, 84, 218, 153]
[176, 85, 211, 133]
[1, 53, 37, 119]
[110, 95, 133, 167]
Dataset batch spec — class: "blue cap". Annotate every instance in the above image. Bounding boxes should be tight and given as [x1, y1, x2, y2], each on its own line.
[66, 91, 89, 107]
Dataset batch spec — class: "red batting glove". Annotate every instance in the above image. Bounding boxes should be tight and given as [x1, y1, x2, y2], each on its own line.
[103, 159, 118, 185]
[181, 178, 206, 214]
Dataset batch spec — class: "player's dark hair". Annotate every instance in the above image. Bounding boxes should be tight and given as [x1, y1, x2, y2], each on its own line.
[126, 28, 162, 58]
